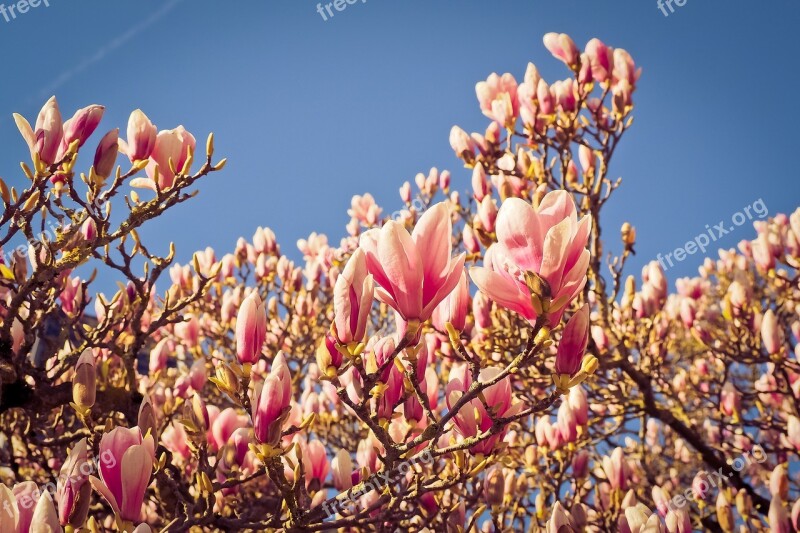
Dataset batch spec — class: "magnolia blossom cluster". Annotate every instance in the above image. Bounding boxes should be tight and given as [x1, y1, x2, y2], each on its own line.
[1, 32, 799, 533]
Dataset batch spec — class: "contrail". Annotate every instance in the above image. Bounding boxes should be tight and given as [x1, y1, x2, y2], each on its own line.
[32, 0, 184, 103]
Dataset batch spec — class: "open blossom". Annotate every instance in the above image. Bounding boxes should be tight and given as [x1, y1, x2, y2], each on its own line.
[90, 426, 155, 523]
[470, 191, 590, 326]
[475, 73, 519, 127]
[332, 248, 374, 345]
[359, 202, 465, 325]
[131, 126, 196, 192]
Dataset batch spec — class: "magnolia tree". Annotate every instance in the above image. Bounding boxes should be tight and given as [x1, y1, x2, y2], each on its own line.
[0, 33, 798, 533]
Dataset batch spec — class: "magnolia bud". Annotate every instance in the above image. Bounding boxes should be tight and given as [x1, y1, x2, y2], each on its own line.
[72, 349, 96, 410]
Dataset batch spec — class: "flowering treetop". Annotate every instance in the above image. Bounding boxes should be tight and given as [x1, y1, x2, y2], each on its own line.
[0, 32, 798, 533]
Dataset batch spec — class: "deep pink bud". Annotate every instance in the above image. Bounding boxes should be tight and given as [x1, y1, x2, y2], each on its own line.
[236, 292, 267, 365]
[93, 128, 119, 179]
[252, 356, 292, 446]
[63, 105, 104, 149]
[556, 305, 590, 375]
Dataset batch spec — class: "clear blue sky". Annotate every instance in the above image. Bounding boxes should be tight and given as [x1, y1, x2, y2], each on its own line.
[1, 0, 798, 291]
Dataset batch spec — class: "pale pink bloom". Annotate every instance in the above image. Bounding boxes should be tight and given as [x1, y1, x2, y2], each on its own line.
[787, 415, 800, 450]
[720, 383, 741, 418]
[546, 502, 572, 533]
[133, 126, 196, 192]
[331, 449, 353, 490]
[211, 408, 248, 451]
[477, 196, 498, 233]
[543, 33, 579, 67]
[471, 165, 490, 202]
[568, 386, 588, 425]
[475, 73, 519, 126]
[119, 109, 158, 162]
[332, 248, 373, 345]
[348, 194, 382, 226]
[91, 426, 155, 522]
[770, 464, 789, 500]
[359, 202, 465, 323]
[34, 96, 64, 165]
[769, 496, 791, 533]
[431, 270, 469, 332]
[303, 440, 330, 487]
[762, 309, 781, 355]
[449, 125, 476, 160]
[30, 491, 61, 532]
[470, 192, 590, 326]
[602, 447, 628, 490]
[792, 499, 800, 531]
[236, 291, 267, 365]
[149, 338, 172, 375]
[12, 481, 39, 532]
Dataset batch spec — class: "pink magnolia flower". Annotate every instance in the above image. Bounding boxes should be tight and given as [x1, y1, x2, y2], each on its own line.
[120, 109, 158, 162]
[431, 270, 469, 332]
[332, 248, 374, 345]
[475, 73, 519, 127]
[787, 415, 800, 450]
[236, 291, 267, 365]
[359, 202, 465, 325]
[90, 426, 155, 522]
[34, 96, 64, 165]
[555, 305, 590, 376]
[543, 33, 579, 67]
[132, 126, 196, 192]
[303, 440, 330, 488]
[470, 191, 590, 326]
[585, 38, 613, 83]
[446, 365, 521, 455]
[210, 408, 249, 451]
[602, 447, 629, 491]
[62, 104, 104, 149]
[56, 438, 91, 527]
[761, 309, 781, 355]
[252, 354, 292, 447]
[769, 496, 790, 533]
[348, 194, 382, 227]
[331, 449, 354, 490]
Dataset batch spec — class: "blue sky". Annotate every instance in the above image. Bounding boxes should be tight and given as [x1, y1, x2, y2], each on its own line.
[1, 0, 798, 292]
